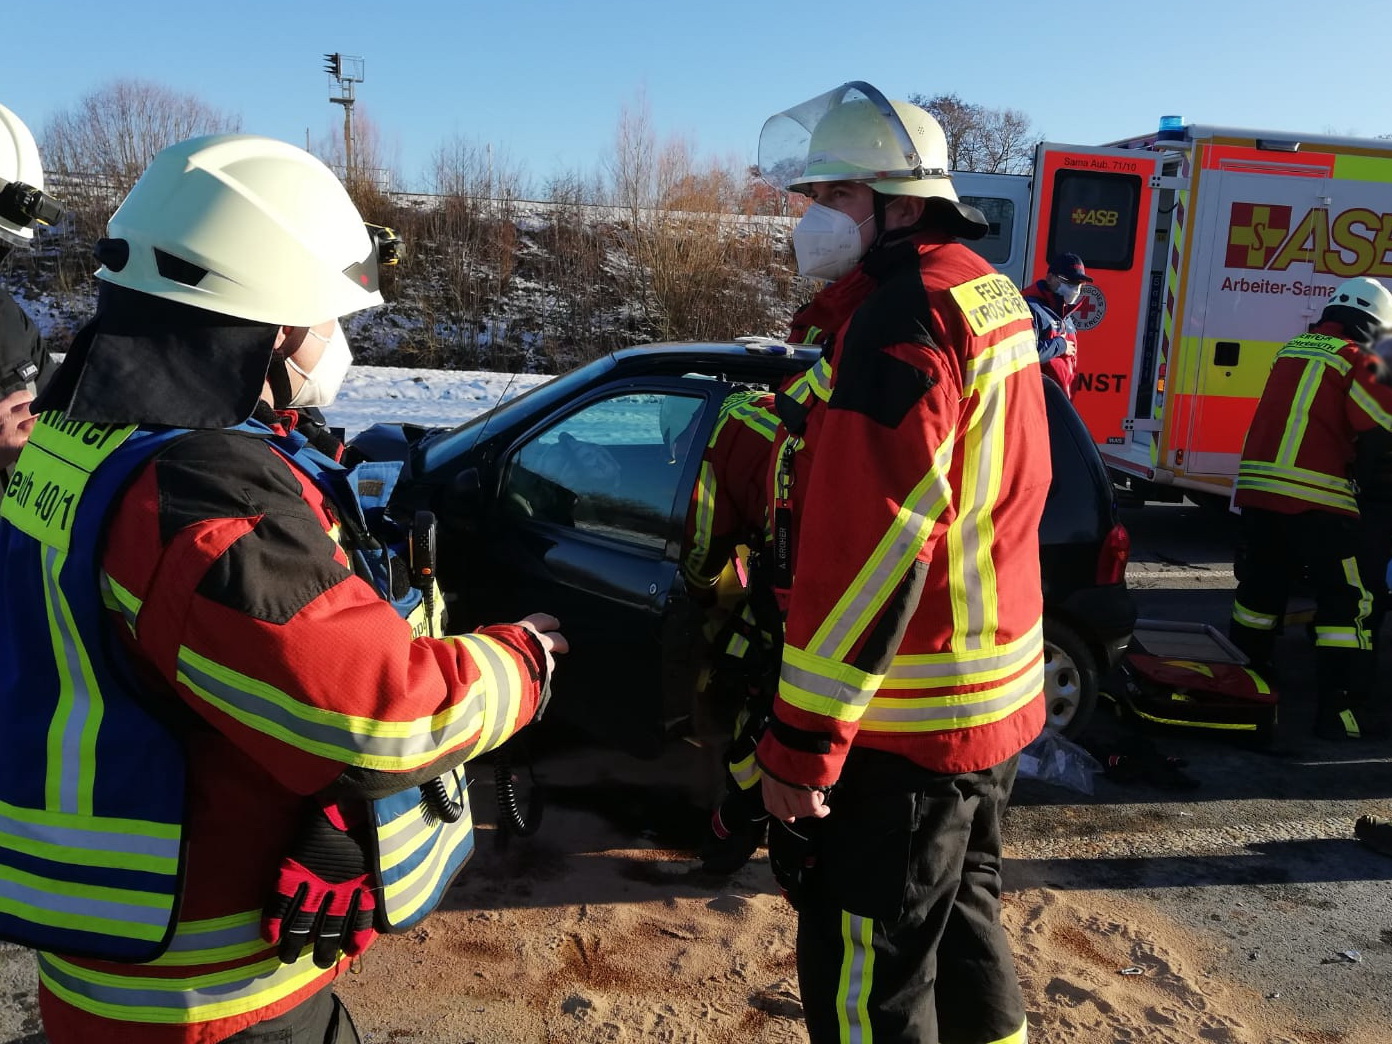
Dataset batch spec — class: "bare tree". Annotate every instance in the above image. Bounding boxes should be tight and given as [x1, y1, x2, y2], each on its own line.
[429, 136, 531, 200]
[909, 93, 1038, 174]
[42, 80, 241, 196]
[607, 91, 658, 219]
[314, 108, 400, 194]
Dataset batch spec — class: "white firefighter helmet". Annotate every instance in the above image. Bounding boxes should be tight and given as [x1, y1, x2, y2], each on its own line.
[1328, 277, 1392, 333]
[758, 82, 957, 201]
[0, 103, 52, 247]
[95, 134, 383, 327]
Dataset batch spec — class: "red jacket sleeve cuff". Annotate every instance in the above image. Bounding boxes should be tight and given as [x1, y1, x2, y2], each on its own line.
[474, 623, 548, 721]
[755, 721, 847, 790]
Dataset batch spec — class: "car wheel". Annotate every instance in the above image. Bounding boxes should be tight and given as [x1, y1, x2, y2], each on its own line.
[1042, 617, 1099, 737]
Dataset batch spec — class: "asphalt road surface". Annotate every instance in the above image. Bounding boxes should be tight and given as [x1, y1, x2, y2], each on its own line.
[1008, 501, 1392, 1038]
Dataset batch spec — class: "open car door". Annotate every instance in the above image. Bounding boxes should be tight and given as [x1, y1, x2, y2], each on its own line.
[462, 376, 735, 758]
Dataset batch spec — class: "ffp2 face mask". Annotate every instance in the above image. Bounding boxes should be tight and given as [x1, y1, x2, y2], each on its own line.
[792, 202, 874, 281]
[286, 322, 353, 408]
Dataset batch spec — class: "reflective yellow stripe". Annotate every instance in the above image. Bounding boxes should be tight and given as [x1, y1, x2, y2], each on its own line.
[835, 911, 875, 1043]
[1231, 600, 1279, 631]
[39, 546, 104, 815]
[785, 358, 832, 405]
[1235, 473, 1357, 513]
[1314, 626, 1363, 649]
[779, 644, 883, 723]
[378, 802, 474, 924]
[684, 460, 720, 585]
[808, 433, 957, 662]
[1279, 347, 1351, 373]
[175, 642, 505, 771]
[1350, 379, 1392, 430]
[880, 625, 1043, 689]
[782, 637, 1043, 730]
[38, 948, 332, 1024]
[1274, 361, 1324, 469]
[963, 329, 1039, 394]
[858, 653, 1043, 733]
[1238, 461, 1355, 497]
[729, 751, 761, 790]
[150, 911, 267, 967]
[1343, 556, 1373, 650]
[99, 572, 143, 634]
[1128, 707, 1258, 731]
[946, 373, 1009, 651]
[980, 1018, 1030, 1044]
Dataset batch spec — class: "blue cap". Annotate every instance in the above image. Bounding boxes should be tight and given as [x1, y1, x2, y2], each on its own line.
[1048, 253, 1093, 284]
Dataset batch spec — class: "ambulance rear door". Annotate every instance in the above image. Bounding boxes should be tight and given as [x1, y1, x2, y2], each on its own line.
[1025, 144, 1165, 465]
[1170, 141, 1392, 487]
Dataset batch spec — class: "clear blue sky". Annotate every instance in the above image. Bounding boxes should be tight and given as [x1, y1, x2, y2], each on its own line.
[3, 0, 1388, 195]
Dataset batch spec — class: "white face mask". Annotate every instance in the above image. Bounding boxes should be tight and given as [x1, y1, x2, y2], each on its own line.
[286, 322, 353, 408]
[1056, 281, 1082, 305]
[792, 202, 874, 281]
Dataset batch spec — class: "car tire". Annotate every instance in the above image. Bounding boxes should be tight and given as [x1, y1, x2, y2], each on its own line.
[1042, 616, 1099, 737]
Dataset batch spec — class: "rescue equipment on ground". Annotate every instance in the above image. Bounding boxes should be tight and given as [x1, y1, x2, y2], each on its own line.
[1103, 619, 1277, 742]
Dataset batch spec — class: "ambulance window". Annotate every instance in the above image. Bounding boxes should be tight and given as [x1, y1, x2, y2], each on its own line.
[1047, 171, 1141, 270]
[960, 195, 1013, 265]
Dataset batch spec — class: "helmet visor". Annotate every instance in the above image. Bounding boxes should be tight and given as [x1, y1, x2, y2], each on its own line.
[757, 81, 936, 193]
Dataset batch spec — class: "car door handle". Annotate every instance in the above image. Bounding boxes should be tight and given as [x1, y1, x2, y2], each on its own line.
[1213, 341, 1240, 367]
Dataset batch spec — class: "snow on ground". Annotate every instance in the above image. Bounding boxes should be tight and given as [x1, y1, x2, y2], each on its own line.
[328, 363, 553, 439]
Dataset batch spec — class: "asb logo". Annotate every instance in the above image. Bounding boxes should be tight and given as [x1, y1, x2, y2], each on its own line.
[1072, 284, 1106, 331]
[1224, 200, 1392, 276]
[1226, 203, 1292, 269]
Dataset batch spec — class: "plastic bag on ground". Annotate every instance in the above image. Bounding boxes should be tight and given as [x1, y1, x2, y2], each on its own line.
[1017, 730, 1103, 795]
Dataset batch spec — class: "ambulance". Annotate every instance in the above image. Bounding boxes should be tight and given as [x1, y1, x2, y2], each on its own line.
[954, 118, 1392, 506]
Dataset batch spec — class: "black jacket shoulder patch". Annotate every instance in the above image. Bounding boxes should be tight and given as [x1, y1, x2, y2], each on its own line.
[151, 430, 351, 624]
[831, 267, 941, 428]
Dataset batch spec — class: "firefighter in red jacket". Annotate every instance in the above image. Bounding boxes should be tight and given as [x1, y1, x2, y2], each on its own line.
[752, 83, 1048, 1044]
[1231, 277, 1392, 741]
[663, 389, 785, 873]
[1022, 252, 1092, 398]
[0, 135, 565, 1043]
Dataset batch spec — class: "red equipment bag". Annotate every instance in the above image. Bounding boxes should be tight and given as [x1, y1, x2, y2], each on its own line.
[1113, 654, 1278, 739]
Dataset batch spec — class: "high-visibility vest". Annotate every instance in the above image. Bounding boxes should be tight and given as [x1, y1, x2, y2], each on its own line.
[0, 414, 188, 961]
[256, 422, 475, 933]
[0, 413, 473, 967]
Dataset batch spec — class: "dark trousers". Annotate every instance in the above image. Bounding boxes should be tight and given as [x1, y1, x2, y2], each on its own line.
[793, 749, 1026, 1044]
[1229, 508, 1372, 705]
[1356, 498, 1392, 646]
[221, 987, 360, 1043]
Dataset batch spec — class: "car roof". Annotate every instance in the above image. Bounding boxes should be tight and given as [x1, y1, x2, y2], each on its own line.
[609, 340, 821, 374]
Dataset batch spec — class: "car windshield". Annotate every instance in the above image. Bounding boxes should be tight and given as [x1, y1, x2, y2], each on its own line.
[419, 354, 617, 471]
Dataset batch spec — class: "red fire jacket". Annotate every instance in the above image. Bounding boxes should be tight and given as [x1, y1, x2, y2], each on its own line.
[1236, 321, 1392, 518]
[756, 232, 1050, 786]
[39, 410, 548, 1044]
[682, 390, 780, 594]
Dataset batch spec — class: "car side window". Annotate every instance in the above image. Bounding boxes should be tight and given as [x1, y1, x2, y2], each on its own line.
[501, 392, 705, 549]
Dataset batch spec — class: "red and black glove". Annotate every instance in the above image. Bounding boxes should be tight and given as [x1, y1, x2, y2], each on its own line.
[263, 798, 378, 968]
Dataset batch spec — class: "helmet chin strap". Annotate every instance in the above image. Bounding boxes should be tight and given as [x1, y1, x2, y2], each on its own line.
[266, 355, 294, 408]
[873, 191, 889, 240]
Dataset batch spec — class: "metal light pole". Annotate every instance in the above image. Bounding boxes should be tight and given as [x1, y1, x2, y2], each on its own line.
[323, 52, 365, 184]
